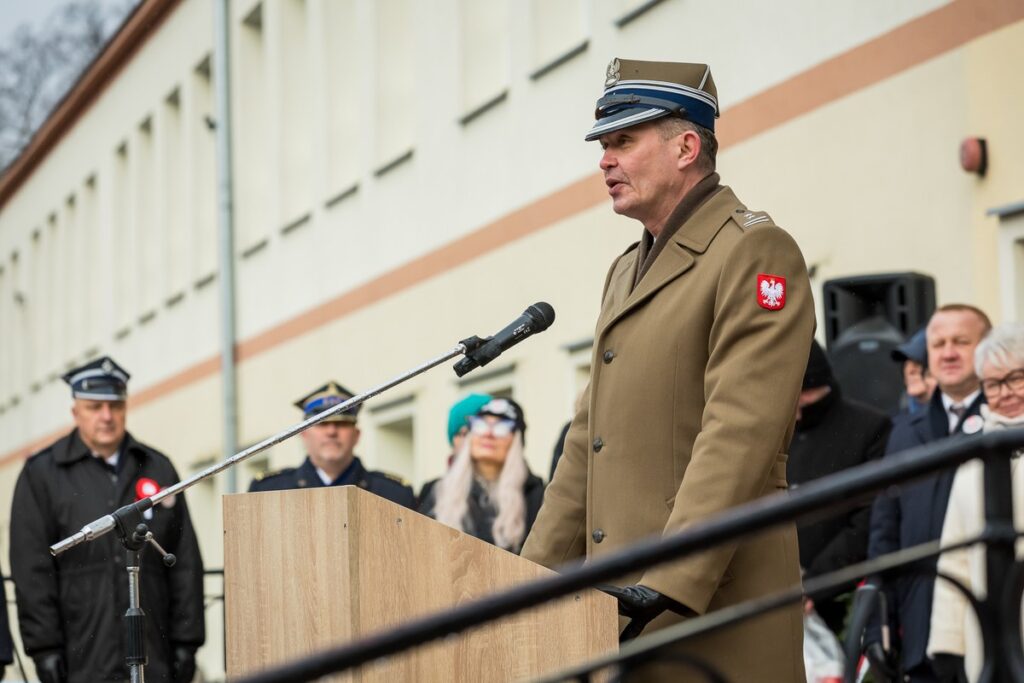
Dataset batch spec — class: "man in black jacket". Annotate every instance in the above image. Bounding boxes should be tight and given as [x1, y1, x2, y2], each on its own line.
[0, 575, 12, 681]
[10, 357, 205, 683]
[790, 341, 892, 635]
[867, 305, 991, 682]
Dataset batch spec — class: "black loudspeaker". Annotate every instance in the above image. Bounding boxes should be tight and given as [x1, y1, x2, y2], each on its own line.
[822, 273, 936, 415]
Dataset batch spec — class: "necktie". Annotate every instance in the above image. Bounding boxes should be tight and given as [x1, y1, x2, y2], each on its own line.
[950, 404, 966, 424]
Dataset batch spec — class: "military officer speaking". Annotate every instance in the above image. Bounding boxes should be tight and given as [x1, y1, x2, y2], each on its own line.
[520, 59, 815, 682]
[249, 382, 416, 508]
[10, 357, 205, 683]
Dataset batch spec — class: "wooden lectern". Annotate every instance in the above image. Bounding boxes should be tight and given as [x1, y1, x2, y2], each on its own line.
[224, 486, 617, 681]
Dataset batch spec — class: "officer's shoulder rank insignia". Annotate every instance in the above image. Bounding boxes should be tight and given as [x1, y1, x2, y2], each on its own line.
[757, 273, 786, 311]
[255, 467, 287, 481]
[735, 210, 773, 230]
[378, 471, 409, 486]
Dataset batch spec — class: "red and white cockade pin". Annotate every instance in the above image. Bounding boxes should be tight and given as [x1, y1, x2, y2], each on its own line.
[136, 477, 160, 501]
[757, 273, 786, 310]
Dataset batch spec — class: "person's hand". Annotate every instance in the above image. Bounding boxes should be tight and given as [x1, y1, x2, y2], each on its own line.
[931, 652, 968, 683]
[865, 642, 899, 682]
[34, 650, 67, 683]
[171, 645, 197, 683]
[599, 584, 690, 641]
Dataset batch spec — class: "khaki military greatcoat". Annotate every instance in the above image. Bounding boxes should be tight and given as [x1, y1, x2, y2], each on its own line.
[521, 185, 814, 682]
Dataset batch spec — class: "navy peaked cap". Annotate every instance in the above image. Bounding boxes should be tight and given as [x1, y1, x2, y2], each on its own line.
[62, 356, 130, 400]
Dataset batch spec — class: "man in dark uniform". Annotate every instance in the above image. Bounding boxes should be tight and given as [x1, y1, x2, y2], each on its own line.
[249, 382, 416, 508]
[9, 357, 205, 683]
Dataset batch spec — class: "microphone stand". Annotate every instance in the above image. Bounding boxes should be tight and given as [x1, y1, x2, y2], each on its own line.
[48, 335, 489, 680]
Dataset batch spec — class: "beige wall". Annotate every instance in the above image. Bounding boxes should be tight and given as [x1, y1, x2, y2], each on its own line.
[1, 1, 1023, 679]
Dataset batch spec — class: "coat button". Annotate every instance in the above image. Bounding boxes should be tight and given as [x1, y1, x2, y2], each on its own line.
[602, 350, 615, 364]
[593, 437, 604, 452]
[592, 529, 605, 543]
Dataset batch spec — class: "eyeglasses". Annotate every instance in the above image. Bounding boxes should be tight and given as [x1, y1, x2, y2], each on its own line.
[468, 416, 516, 438]
[981, 369, 1024, 397]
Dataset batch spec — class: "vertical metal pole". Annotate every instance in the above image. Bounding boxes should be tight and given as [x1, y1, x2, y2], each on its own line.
[983, 450, 1015, 683]
[213, 0, 238, 493]
[125, 550, 147, 683]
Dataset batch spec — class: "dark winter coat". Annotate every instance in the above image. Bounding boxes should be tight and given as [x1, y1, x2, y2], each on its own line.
[418, 472, 546, 553]
[789, 389, 892, 579]
[10, 430, 205, 683]
[867, 390, 986, 671]
[249, 456, 416, 509]
[0, 576, 12, 666]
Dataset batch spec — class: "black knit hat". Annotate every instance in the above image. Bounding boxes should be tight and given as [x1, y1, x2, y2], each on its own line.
[802, 340, 834, 390]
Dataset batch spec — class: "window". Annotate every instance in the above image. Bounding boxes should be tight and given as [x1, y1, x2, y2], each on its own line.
[993, 206, 1024, 322]
[191, 56, 217, 283]
[458, 0, 509, 122]
[236, 2, 271, 251]
[367, 395, 416, 482]
[278, 0, 312, 224]
[80, 176, 100, 353]
[135, 116, 160, 319]
[322, 0, 360, 197]
[529, 0, 587, 79]
[163, 88, 188, 300]
[374, 0, 415, 169]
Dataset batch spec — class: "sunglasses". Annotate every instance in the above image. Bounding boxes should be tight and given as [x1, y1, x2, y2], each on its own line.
[468, 416, 517, 438]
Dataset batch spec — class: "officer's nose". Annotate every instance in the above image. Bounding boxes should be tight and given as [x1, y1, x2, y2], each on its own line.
[599, 148, 616, 170]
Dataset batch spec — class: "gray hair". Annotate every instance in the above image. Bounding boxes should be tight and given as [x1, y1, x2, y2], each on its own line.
[974, 322, 1024, 374]
[656, 117, 717, 172]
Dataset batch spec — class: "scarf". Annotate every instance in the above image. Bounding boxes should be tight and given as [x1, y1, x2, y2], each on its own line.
[981, 404, 1024, 458]
[633, 171, 722, 288]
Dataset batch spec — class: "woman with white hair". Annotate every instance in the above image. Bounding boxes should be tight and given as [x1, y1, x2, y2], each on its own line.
[418, 397, 545, 553]
[928, 322, 1024, 682]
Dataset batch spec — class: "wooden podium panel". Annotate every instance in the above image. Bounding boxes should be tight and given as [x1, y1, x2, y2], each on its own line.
[224, 486, 617, 681]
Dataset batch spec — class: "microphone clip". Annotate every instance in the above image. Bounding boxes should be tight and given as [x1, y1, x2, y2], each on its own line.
[453, 336, 495, 377]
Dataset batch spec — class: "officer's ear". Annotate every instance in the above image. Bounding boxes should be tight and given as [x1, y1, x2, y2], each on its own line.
[676, 129, 701, 171]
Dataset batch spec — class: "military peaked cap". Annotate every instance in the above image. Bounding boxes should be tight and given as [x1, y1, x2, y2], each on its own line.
[586, 58, 720, 141]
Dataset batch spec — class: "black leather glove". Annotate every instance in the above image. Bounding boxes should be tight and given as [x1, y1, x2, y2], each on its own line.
[931, 652, 968, 683]
[599, 584, 691, 642]
[171, 645, 197, 683]
[34, 651, 67, 683]
[865, 642, 899, 683]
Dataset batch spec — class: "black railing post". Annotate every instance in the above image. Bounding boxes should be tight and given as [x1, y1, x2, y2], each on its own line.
[983, 448, 1016, 683]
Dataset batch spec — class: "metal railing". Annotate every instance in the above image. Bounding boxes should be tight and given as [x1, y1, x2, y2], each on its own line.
[232, 428, 1024, 683]
[3, 429, 1021, 682]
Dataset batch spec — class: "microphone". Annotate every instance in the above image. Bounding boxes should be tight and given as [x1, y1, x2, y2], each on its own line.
[454, 302, 555, 377]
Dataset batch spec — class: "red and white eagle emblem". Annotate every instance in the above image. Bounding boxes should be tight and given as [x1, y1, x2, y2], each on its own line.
[757, 274, 786, 310]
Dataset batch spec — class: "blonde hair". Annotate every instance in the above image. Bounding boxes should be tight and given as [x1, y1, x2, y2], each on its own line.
[433, 431, 529, 551]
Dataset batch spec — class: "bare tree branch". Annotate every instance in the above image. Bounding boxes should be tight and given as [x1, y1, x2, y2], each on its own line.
[0, 0, 140, 172]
